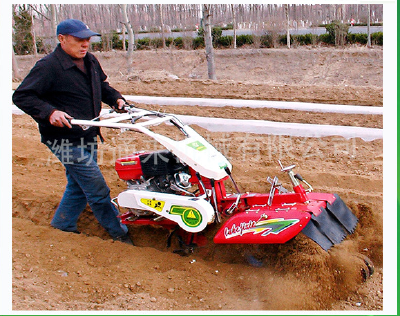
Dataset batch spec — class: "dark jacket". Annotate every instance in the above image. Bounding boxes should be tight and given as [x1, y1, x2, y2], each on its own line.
[12, 44, 123, 145]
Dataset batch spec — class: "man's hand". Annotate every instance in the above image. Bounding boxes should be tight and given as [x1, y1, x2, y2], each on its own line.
[49, 110, 73, 128]
[113, 98, 129, 113]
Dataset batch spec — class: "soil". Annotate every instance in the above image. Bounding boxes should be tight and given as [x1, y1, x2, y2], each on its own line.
[11, 46, 385, 311]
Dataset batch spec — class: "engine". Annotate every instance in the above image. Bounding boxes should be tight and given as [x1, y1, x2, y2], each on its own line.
[115, 150, 193, 195]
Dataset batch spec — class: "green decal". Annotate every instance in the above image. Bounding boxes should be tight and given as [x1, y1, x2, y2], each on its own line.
[187, 141, 207, 151]
[170, 205, 202, 227]
[248, 218, 299, 236]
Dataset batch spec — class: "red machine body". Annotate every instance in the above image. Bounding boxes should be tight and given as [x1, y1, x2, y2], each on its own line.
[115, 154, 143, 181]
[114, 151, 355, 250]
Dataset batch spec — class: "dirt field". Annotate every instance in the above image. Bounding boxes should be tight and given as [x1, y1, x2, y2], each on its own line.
[11, 46, 385, 311]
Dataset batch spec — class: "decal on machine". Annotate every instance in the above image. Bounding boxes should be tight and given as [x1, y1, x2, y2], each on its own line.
[140, 198, 165, 212]
[187, 141, 207, 151]
[120, 160, 137, 166]
[170, 205, 203, 228]
[224, 217, 299, 239]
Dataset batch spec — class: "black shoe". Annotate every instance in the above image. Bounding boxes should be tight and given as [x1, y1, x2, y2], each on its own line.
[114, 234, 134, 246]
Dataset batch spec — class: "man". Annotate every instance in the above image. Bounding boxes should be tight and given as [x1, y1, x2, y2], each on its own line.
[13, 19, 133, 245]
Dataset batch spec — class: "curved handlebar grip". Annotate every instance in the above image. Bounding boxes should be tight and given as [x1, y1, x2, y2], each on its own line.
[281, 164, 296, 172]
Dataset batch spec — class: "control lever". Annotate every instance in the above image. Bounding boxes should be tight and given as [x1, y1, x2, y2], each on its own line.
[210, 179, 221, 223]
[278, 160, 310, 203]
[225, 194, 241, 215]
[267, 176, 279, 206]
[294, 173, 313, 192]
[195, 172, 210, 201]
[278, 160, 300, 187]
[224, 167, 240, 194]
[267, 176, 288, 193]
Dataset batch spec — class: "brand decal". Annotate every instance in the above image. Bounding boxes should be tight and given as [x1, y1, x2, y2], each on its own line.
[140, 198, 165, 212]
[224, 217, 299, 239]
[170, 205, 202, 227]
[187, 141, 207, 151]
[121, 160, 137, 166]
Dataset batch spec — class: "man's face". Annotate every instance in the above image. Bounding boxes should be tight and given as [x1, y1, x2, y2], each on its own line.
[58, 34, 90, 59]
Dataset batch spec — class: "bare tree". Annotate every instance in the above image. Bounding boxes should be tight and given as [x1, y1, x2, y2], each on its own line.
[49, 4, 57, 50]
[159, 4, 166, 49]
[285, 4, 290, 49]
[367, 4, 371, 47]
[231, 4, 237, 49]
[12, 46, 21, 81]
[202, 4, 216, 80]
[29, 5, 38, 56]
[121, 23, 126, 51]
[121, 4, 135, 74]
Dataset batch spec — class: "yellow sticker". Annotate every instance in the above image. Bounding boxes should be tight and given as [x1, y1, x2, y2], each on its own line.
[140, 198, 165, 212]
[121, 160, 137, 166]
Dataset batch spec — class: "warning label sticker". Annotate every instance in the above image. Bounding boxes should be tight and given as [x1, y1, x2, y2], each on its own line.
[140, 198, 165, 212]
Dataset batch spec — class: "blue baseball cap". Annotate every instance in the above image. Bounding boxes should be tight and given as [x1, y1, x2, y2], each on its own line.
[57, 19, 101, 38]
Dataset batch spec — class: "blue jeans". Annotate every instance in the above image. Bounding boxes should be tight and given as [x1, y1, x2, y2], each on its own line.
[46, 139, 128, 238]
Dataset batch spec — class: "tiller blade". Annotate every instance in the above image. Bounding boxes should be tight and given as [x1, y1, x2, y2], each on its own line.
[302, 194, 358, 251]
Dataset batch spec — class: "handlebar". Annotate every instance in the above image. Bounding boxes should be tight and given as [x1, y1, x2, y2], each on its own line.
[112, 102, 137, 114]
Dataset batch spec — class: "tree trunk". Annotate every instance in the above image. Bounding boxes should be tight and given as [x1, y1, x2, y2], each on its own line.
[121, 4, 135, 74]
[50, 4, 57, 49]
[159, 4, 166, 49]
[231, 4, 237, 49]
[122, 23, 126, 51]
[285, 4, 291, 49]
[30, 6, 38, 56]
[367, 4, 371, 47]
[12, 46, 21, 81]
[202, 4, 216, 80]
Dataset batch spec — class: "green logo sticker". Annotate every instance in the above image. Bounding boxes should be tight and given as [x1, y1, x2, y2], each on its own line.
[170, 205, 203, 227]
[187, 141, 207, 151]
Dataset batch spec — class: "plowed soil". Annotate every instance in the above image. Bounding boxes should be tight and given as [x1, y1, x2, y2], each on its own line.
[11, 47, 385, 311]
